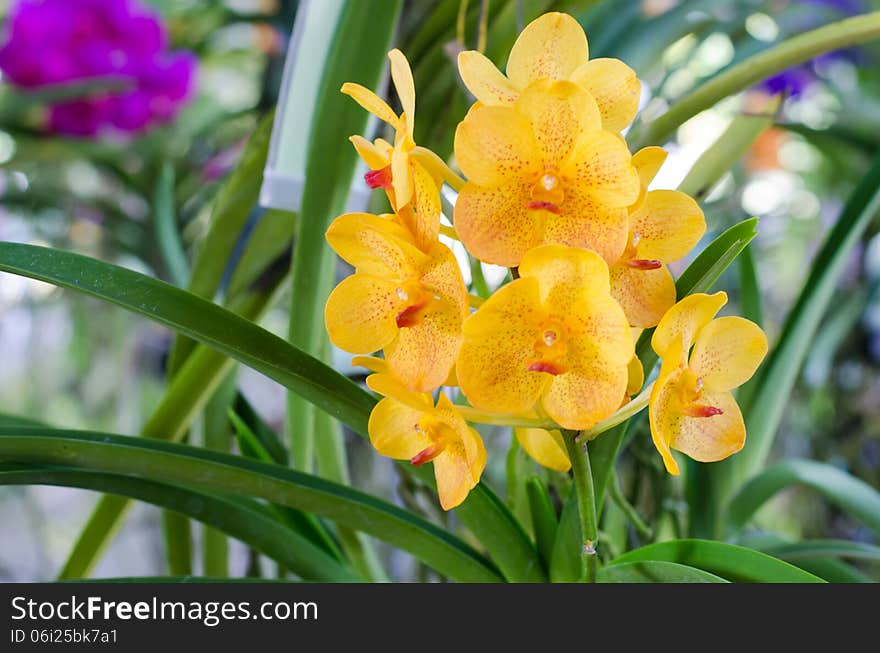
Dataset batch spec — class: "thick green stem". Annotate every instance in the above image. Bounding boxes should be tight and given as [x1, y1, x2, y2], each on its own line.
[609, 472, 653, 540]
[563, 430, 598, 583]
[633, 11, 880, 148]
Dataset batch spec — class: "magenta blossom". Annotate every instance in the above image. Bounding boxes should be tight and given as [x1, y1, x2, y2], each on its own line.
[0, 0, 197, 137]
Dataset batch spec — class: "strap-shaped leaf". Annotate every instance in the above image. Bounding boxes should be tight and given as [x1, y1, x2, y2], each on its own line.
[0, 428, 501, 583]
[598, 561, 727, 583]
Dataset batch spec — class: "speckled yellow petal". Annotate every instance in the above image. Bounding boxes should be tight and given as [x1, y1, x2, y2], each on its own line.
[458, 50, 519, 105]
[564, 129, 640, 207]
[541, 186, 629, 265]
[341, 82, 401, 130]
[419, 241, 469, 314]
[369, 397, 432, 460]
[454, 105, 541, 187]
[519, 244, 610, 308]
[570, 294, 634, 365]
[384, 298, 464, 392]
[326, 212, 424, 277]
[649, 368, 745, 475]
[515, 79, 601, 163]
[388, 49, 415, 134]
[454, 180, 543, 266]
[516, 428, 570, 472]
[631, 190, 705, 262]
[570, 58, 640, 132]
[350, 135, 390, 170]
[652, 292, 727, 361]
[433, 394, 486, 509]
[610, 263, 676, 328]
[507, 12, 588, 88]
[409, 159, 441, 249]
[457, 278, 549, 414]
[325, 274, 401, 354]
[627, 354, 644, 396]
[541, 349, 629, 429]
[690, 316, 768, 392]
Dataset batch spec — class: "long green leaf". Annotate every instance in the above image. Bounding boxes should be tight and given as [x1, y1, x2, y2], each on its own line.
[598, 561, 728, 583]
[632, 11, 880, 148]
[0, 428, 501, 582]
[756, 539, 880, 563]
[609, 539, 824, 583]
[525, 476, 558, 573]
[727, 459, 880, 536]
[0, 463, 355, 582]
[153, 162, 189, 287]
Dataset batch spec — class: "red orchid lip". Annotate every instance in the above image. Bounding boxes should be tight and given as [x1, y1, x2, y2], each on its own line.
[626, 259, 663, 270]
[527, 361, 564, 375]
[364, 165, 393, 189]
[396, 303, 425, 328]
[683, 405, 724, 418]
[527, 200, 561, 214]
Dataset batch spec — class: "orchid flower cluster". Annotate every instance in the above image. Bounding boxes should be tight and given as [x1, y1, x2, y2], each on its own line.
[325, 13, 768, 510]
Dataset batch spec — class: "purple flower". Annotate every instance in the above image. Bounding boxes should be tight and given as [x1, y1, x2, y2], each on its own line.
[0, 0, 197, 137]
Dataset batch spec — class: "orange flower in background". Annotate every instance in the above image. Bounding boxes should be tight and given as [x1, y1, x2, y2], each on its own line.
[456, 245, 633, 430]
[357, 357, 486, 510]
[454, 79, 639, 267]
[324, 213, 467, 392]
[457, 12, 641, 132]
[649, 292, 768, 475]
[343, 49, 440, 250]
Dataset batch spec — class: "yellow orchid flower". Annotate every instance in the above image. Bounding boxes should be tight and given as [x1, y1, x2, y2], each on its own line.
[453, 79, 640, 267]
[324, 213, 467, 392]
[456, 245, 633, 430]
[457, 12, 641, 132]
[649, 292, 768, 475]
[342, 49, 441, 250]
[355, 357, 486, 511]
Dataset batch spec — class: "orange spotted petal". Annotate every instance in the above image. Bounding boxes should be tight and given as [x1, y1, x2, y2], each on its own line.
[409, 159, 441, 250]
[516, 427, 571, 472]
[563, 129, 640, 207]
[610, 263, 676, 329]
[689, 316, 768, 392]
[457, 278, 550, 414]
[541, 186, 629, 265]
[631, 190, 705, 263]
[515, 79, 601, 163]
[457, 50, 519, 106]
[652, 292, 727, 361]
[325, 274, 402, 354]
[454, 105, 541, 187]
[506, 12, 589, 89]
[519, 244, 611, 310]
[325, 212, 425, 277]
[569, 57, 640, 132]
[432, 394, 487, 510]
[368, 397, 434, 461]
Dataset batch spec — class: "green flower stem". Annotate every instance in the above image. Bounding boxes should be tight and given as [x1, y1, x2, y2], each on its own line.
[563, 430, 599, 583]
[456, 407, 556, 430]
[633, 11, 880, 148]
[609, 471, 654, 540]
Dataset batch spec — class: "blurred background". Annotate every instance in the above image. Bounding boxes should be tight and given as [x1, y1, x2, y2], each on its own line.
[1, 0, 879, 580]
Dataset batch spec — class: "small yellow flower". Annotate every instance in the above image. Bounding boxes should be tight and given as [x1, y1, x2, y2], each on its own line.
[454, 79, 640, 267]
[457, 12, 641, 132]
[324, 213, 467, 392]
[342, 49, 440, 250]
[515, 426, 571, 472]
[649, 292, 768, 475]
[356, 357, 486, 511]
[456, 245, 633, 430]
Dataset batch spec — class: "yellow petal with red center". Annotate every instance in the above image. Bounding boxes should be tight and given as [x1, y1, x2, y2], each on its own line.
[341, 82, 401, 130]
[433, 394, 486, 509]
[610, 263, 676, 328]
[457, 278, 550, 414]
[391, 135, 413, 208]
[454, 181, 543, 266]
[325, 274, 402, 354]
[506, 12, 588, 89]
[649, 367, 745, 475]
[457, 50, 519, 106]
[410, 159, 441, 249]
[326, 212, 425, 277]
[418, 241, 469, 315]
[569, 57, 640, 132]
[454, 105, 541, 187]
[515, 79, 601, 163]
[690, 316, 768, 392]
[627, 354, 644, 396]
[564, 129, 640, 207]
[349, 135, 390, 170]
[384, 297, 463, 392]
[388, 49, 415, 135]
[541, 346, 629, 429]
[516, 428, 571, 472]
[570, 293, 634, 365]
[631, 190, 705, 262]
[519, 244, 610, 315]
[652, 291, 727, 361]
[368, 397, 433, 460]
[541, 185, 629, 265]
